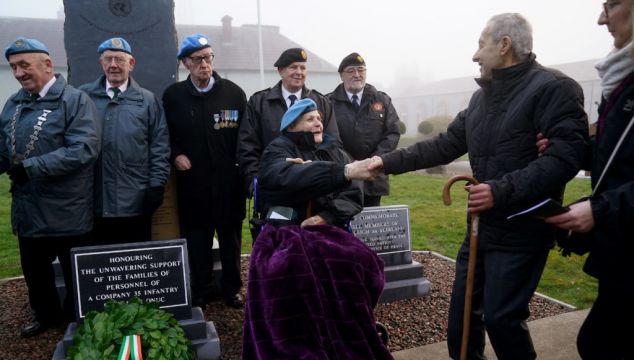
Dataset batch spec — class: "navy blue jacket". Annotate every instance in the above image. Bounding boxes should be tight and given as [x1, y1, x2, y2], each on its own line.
[80, 76, 170, 217]
[0, 74, 99, 237]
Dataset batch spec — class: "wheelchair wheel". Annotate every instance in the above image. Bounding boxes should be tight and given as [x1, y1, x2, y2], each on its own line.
[376, 321, 389, 346]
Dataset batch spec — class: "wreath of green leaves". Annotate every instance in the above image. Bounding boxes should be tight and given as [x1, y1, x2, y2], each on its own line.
[67, 297, 195, 360]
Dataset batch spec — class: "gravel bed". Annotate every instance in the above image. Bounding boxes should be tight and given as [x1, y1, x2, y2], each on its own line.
[0, 252, 572, 359]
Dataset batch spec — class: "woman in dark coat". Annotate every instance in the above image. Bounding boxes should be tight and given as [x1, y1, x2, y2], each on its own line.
[242, 98, 392, 360]
[545, 1, 634, 358]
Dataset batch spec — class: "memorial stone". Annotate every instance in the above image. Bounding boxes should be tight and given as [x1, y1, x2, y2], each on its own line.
[63, 0, 178, 96]
[351, 205, 431, 303]
[350, 205, 412, 265]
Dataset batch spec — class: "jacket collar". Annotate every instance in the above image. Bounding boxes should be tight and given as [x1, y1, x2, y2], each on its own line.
[265, 81, 310, 101]
[11, 73, 66, 103]
[84, 75, 144, 102]
[185, 71, 222, 97]
[330, 83, 377, 102]
[283, 130, 316, 151]
[475, 53, 537, 90]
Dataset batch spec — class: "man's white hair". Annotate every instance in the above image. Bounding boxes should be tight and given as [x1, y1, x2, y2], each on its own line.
[487, 13, 533, 61]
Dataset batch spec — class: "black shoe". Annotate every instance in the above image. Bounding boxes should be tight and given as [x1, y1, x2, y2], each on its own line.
[224, 294, 244, 308]
[20, 320, 52, 338]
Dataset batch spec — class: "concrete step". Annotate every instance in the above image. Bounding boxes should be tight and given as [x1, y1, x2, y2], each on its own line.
[392, 309, 589, 360]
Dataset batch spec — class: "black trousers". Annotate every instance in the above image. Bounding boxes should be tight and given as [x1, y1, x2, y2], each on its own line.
[182, 220, 243, 305]
[577, 281, 634, 359]
[18, 233, 92, 323]
[93, 215, 152, 245]
[447, 238, 549, 360]
[363, 195, 381, 208]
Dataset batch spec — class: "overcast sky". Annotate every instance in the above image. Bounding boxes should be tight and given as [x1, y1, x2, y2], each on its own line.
[3, 0, 614, 88]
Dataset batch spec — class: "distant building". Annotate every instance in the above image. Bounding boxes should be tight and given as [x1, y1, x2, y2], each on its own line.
[391, 60, 601, 137]
[0, 15, 339, 103]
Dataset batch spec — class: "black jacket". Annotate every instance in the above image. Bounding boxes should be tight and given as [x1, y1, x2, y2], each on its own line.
[327, 83, 400, 196]
[258, 133, 362, 228]
[162, 72, 247, 224]
[584, 71, 634, 294]
[382, 55, 589, 251]
[237, 81, 339, 192]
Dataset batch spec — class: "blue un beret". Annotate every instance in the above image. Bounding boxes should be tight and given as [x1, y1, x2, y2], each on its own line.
[280, 98, 317, 131]
[4, 37, 49, 60]
[177, 34, 211, 59]
[98, 37, 132, 54]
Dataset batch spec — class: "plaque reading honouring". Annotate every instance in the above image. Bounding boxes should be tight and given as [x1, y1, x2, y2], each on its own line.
[71, 239, 191, 320]
[350, 205, 412, 265]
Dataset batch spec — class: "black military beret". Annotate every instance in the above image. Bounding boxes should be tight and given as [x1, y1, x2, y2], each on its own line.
[338, 52, 366, 73]
[274, 48, 308, 68]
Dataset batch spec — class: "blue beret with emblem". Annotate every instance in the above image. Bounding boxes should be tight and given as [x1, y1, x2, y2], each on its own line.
[98, 37, 132, 55]
[177, 34, 211, 60]
[4, 37, 49, 60]
[280, 98, 317, 131]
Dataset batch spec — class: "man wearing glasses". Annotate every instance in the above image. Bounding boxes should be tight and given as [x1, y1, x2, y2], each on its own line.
[162, 34, 247, 309]
[80, 37, 170, 245]
[237, 48, 339, 204]
[327, 53, 401, 207]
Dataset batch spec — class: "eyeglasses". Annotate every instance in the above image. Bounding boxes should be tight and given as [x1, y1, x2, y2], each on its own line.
[101, 56, 127, 65]
[343, 66, 366, 75]
[603, 1, 620, 16]
[188, 54, 214, 65]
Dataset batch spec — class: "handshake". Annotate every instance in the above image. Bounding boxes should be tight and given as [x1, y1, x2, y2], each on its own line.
[344, 156, 384, 181]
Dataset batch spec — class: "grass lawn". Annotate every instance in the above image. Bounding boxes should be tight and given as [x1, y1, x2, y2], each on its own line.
[0, 172, 597, 308]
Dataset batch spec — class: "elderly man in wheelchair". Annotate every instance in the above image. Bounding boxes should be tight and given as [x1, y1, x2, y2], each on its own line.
[241, 98, 391, 359]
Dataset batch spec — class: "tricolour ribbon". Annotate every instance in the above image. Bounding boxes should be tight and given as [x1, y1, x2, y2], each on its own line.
[117, 334, 143, 360]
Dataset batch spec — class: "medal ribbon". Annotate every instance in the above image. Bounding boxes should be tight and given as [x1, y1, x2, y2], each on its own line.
[117, 334, 143, 360]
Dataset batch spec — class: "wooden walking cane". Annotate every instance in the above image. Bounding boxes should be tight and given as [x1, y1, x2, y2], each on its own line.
[443, 175, 480, 360]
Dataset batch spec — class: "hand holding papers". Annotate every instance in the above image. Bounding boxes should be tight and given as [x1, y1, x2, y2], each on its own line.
[506, 198, 570, 220]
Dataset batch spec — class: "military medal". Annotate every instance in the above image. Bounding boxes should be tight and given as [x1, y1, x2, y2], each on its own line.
[372, 101, 385, 118]
[224, 110, 229, 128]
[230, 110, 238, 128]
[372, 101, 384, 112]
[213, 114, 220, 130]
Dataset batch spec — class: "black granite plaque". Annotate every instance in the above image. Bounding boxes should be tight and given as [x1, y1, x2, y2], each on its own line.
[63, 0, 178, 96]
[70, 239, 191, 320]
[350, 205, 412, 266]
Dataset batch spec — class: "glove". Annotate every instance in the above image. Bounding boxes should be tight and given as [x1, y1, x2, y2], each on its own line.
[7, 163, 29, 185]
[143, 186, 165, 215]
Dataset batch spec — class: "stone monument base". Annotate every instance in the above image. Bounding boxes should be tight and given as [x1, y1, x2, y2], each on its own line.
[379, 260, 431, 303]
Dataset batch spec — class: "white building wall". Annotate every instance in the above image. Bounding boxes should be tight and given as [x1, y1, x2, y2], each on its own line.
[0, 68, 68, 106]
[393, 80, 601, 138]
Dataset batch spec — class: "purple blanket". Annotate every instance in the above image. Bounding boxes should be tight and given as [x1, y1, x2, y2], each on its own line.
[242, 224, 393, 360]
